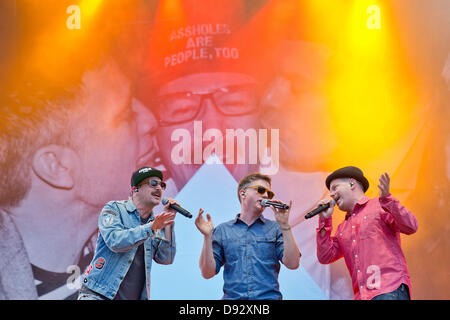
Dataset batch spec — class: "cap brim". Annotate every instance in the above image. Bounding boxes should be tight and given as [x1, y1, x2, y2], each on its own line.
[133, 169, 163, 187]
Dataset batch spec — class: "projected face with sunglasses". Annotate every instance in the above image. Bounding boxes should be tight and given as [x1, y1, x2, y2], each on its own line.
[154, 72, 260, 190]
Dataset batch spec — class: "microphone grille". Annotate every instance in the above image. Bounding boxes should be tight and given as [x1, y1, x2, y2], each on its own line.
[161, 197, 169, 205]
[261, 199, 269, 206]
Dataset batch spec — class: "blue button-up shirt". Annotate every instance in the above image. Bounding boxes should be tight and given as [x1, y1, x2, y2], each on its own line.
[212, 214, 284, 300]
[82, 198, 176, 300]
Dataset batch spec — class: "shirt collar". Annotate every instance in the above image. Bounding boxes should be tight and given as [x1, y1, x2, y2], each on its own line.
[345, 196, 370, 220]
[356, 196, 370, 206]
[234, 213, 266, 224]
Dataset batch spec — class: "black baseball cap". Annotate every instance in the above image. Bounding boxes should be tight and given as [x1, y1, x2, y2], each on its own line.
[325, 166, 369, 192]
[131, 167, 163, 187]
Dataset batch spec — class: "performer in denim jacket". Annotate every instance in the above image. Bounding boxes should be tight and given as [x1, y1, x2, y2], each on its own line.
[78, 167, 177, 300]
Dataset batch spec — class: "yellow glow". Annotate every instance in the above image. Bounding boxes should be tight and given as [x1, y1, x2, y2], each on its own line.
[79, 0, 103, 19]
[158, 0, 185, 22]
[26, 0, 105, 83]
[320, 0, 422, 183]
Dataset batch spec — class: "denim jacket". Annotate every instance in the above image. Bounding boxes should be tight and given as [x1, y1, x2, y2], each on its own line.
[81, 198, 176, 300]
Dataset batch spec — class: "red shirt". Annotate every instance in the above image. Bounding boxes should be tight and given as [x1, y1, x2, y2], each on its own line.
[316, 194, 418, 300]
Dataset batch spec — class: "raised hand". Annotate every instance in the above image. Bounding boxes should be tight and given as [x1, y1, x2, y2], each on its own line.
[195, 208, 214, 236]
[378, 172, 391, 198]
[151, 211, 176, 231]
[271, 200, 293, 229]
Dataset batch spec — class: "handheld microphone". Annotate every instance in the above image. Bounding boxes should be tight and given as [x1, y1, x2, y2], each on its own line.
[304, 200, 335, 219]
[261, 199, 290, 210]
[162, 198, 193, 218]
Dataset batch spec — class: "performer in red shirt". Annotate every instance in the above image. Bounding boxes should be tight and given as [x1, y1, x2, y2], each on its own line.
[316, 166, 418, 300]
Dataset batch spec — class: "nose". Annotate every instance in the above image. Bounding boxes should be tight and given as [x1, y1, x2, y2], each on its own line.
[194, 96, 227, 163]
[197, 96, 224, 130]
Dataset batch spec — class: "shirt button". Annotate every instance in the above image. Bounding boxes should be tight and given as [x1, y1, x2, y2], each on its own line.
[128, 260, 132, 263]
[357, 270, 360, 273]
[352, 239, 356, 243]
[352, 225, 355, 229]
[354, 254, 358, 258]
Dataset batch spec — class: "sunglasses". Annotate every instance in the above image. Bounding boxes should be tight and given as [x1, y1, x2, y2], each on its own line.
[147, 179, 167, 190]
[246, 185, 275, 199]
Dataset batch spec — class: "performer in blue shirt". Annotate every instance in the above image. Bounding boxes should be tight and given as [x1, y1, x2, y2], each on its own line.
[195, 172, 301, 300]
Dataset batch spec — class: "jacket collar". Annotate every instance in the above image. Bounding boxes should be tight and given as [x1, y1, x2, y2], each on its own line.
[125, 197, 137, 213]
[125, 198, 155, 221]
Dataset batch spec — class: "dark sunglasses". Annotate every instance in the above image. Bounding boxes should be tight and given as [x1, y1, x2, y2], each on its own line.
[148, 179, 166, 190]
[246, 185, 275, 199]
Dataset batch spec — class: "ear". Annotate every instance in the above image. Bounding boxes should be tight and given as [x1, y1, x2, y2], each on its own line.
[239, 189, 246, 201]
[32, 145, 78, 189]
[349, 178, 355, 188]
